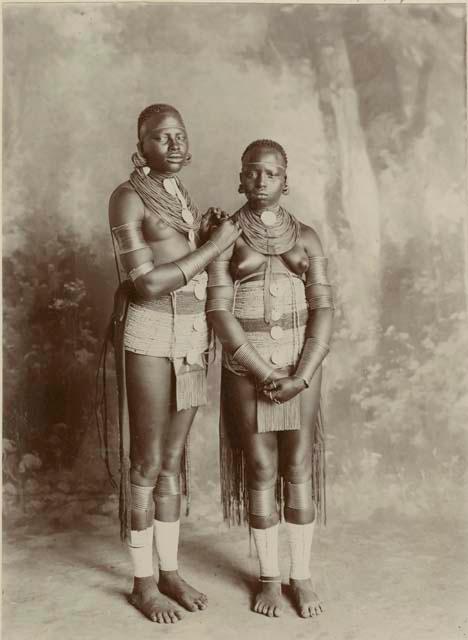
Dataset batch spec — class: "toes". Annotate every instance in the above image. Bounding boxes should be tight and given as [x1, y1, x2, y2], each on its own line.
[267, 607, 274, 617]
[262, 604, 269, 616]
[253, 601, 260, 613]
[273, 606, 281, 617]
[156, 613, 164, 624]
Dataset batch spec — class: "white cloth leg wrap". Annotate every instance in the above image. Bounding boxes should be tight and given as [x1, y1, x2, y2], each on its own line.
[154, 519, 180, 571]
[251, 523, 280, 577]
[287, 521, 315, 580]
[128, 526, 154, 578]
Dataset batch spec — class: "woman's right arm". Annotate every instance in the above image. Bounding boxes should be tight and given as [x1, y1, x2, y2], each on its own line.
[206, 249, 280, 384]
[109, 187, 239, 299]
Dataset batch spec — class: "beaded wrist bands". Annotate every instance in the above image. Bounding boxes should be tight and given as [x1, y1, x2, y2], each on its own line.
[232, 342, 274, 382]
[205, 297, 233, 313]
[174, 240, 221, 285]
[295, 337, 330, 387]
[207, 260, 232, 287]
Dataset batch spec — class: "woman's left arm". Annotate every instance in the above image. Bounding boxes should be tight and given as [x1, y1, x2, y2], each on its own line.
[264, 225, 334, 402]
[293, 225, 334, 386]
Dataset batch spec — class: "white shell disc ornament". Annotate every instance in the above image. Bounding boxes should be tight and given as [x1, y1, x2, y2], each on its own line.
[181, 208, 194, 225]
[163, 177, 177, 196]
[260, 210, 277, 227]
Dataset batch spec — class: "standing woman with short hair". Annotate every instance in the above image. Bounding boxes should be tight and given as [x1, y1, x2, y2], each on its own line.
[107, 104, 240, 624]
[207, 139, 334, 618]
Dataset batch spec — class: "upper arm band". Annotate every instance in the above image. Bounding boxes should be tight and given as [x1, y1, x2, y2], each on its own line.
[112, 221, 149, 255]
[306, 256, 331, 286]
[128, 261, 154, 282]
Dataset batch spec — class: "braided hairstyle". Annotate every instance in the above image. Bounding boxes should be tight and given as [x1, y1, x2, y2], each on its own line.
[137, 104, 185, 140]
[241, 139, 288, 169]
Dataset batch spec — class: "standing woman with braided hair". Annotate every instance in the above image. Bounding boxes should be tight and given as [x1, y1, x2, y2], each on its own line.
[108, 104, 240, 623]
[207, 139, 334, 618]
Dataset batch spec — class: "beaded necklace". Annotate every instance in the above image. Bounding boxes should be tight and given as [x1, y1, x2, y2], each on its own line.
[236, 204, 300, 256]
[129, 162, 201, 245]
[235, 204, 301, 324]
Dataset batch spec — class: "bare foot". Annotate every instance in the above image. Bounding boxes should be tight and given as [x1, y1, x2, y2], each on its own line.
[253, 578, 283, 617]
[158, 569, 208, 612]
[290, 578, 323, 618]
[128, 576, 183, 623]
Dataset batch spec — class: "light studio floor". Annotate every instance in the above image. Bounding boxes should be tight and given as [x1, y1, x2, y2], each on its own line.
[3, 500, 467, 640]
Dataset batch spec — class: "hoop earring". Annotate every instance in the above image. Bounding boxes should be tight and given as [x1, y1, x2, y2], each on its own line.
[183, 152, 192, 166]
[238, 184, 245, 194]
[132, 149, 150, 175]
[282, 182, 289, 195]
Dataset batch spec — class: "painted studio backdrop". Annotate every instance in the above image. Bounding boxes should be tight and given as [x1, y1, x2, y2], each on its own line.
[3, 4, 467, 528]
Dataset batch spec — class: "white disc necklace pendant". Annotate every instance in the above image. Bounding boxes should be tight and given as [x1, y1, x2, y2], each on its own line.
[260, 210, 277, 227]
[163, 177, 177, 196]
[188, 229, 196, 248]
[182, 208, 194, 225]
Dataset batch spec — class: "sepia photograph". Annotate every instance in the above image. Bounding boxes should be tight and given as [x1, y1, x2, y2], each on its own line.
[2, 2, 467, 639]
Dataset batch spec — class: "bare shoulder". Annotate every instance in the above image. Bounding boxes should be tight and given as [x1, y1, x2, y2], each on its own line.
[300, 222, 324, 256]
[108, 181, 144, 227]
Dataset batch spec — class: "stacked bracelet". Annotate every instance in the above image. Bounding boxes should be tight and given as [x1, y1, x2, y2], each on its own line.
[207, 260, 232, 287]
[295, 337, 330, 387]
[205, 297, 233, 313]
[232, 343, 274, 382]
[174, 240, 221, 285]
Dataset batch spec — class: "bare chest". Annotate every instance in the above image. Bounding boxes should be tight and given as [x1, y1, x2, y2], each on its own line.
[231, 237, 309, 281]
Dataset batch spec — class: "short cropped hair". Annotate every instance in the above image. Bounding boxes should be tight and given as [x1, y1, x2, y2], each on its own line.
[241, 139, 288, 168]
[137, 104, 185, 140]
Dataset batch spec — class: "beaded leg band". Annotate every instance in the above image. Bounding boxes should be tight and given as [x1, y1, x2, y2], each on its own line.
[154, 474, 181, 497]
[249, 485, 278, 517]
[259, 576, 282, 583]
[129, 483, 155, 539]
[285, 480, 314, 511]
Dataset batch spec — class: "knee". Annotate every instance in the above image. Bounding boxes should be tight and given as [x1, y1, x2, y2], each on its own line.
[160, 450, 184, 476]
[131, 452, 162, 485]
[248, 458, 277, 488]
[282, 458, 311, 485]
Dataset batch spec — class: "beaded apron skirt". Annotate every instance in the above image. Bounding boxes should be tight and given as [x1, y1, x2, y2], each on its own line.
[124, 271, 210, 411]
[223, 272, 307, 433]
[219, 271, 326, 526]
